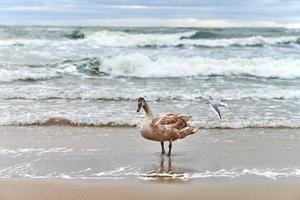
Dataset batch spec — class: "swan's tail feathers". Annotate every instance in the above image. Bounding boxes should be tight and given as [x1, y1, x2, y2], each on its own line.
[178, 127, 197, 139]
[179, 115, 192, 122]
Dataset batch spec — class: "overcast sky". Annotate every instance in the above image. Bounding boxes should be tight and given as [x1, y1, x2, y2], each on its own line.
[1, 0, 300, 27]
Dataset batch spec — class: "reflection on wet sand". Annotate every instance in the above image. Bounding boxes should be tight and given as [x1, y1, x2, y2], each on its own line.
[140, 155, 188, 182]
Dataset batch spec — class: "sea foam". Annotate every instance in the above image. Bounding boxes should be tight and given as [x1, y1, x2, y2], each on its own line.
[2, 55, 300, 82]
[101, 54, 300, 79]
[0, 30, 299, 48]
[82, 31, 300, 47]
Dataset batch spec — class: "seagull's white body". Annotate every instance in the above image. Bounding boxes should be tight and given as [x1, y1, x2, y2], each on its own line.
[209, 98, 228, 119]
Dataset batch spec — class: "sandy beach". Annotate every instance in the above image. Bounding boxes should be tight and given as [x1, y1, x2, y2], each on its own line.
[0, 126, 300, 199]
[1, 179, 300, 200]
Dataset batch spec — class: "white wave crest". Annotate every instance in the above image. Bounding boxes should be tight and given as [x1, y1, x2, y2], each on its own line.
[0, 30, 299, 48]
[189, 168, 300, 180]
[2, 167, 299, 180]
[84, 31, 300, 47]
[191, 120, 300, 129]
[191, 36, 299, 47]
[2, 88, 300, 101]
[85, 30, 195, 47]
[0, 39, 54, 47]
[0, 64, 77, 82]
[101, 54, 300, 79]
[0, 114, 300, 128]
[0, 66, 60, 82]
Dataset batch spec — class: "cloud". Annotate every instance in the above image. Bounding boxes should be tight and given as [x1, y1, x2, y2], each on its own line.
[1, 0, 75, 12]
[1, 0, 300, 27]
[102, 5, 149, 9]
[2, 6, 52, 11]
[101, 4, 212, 10]
[14, 18, 300, 28]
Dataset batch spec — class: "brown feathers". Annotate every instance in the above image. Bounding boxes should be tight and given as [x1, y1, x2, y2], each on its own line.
[151, 114, 187, 129]
[138, 97, 197, 142]
[147, 113, 196, 142]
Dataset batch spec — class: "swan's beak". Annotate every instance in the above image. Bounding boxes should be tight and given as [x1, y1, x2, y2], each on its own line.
[137, 104, 142, 112]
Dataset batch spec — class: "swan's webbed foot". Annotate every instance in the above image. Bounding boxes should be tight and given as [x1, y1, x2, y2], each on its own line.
[161, 141, 165, 154]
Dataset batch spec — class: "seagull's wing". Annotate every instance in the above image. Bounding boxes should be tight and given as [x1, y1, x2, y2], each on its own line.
[220, 101, 228, 107]
[209, 103, 222, 119]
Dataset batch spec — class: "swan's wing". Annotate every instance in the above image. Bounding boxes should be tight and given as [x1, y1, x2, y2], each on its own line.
[151, 114, 187, 130]
[209, 103, 222, 119]
[163, 113, 191, 122]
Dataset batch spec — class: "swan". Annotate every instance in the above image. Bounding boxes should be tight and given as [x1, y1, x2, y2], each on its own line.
[136, 97, 197, 156]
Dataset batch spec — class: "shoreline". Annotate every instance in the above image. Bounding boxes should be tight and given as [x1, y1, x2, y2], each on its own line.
[4, 124, 300, 129]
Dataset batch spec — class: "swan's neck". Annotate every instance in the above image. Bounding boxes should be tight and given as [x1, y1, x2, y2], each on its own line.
[143, 103, 153, 120]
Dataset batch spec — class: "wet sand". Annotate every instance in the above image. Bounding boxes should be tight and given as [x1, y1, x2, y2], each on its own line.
[1, 179, 300, 200]
[1, 126, 300, 199]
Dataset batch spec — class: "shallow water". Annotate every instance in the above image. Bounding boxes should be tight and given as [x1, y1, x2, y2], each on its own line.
[0, 26, 299, 128]
[0, 126, 300, 182]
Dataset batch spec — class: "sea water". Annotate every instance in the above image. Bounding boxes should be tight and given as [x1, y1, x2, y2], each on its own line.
[0, 26, 299, 128]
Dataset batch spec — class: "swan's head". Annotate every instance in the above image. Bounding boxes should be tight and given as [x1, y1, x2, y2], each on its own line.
[137, 97, 146, 112]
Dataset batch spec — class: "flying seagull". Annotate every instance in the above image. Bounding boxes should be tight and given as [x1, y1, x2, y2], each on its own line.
[209, 97, 228, 119]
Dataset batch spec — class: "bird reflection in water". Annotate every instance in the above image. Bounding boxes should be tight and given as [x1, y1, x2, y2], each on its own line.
[159, 155, 173, 173]
[141, 155, 187, 182]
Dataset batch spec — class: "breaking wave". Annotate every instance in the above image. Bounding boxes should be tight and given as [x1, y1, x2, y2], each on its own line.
[0, 30, 300, 48]
[0, 57, 101, 82]
[1, 90, 300, 101]
[1, 116, 300, 128]
[2, 55, 300, 82]
[0, 64, 67, 82]
[101, 54, 300, 79]
[0, 117, 137, 127]
[1, 55, 300, 82]
[85, 31, 300, 48]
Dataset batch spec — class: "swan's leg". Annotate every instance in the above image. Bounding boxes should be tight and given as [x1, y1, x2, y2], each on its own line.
[167, 141, 172, 156]
[161, 141, 165, 154]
